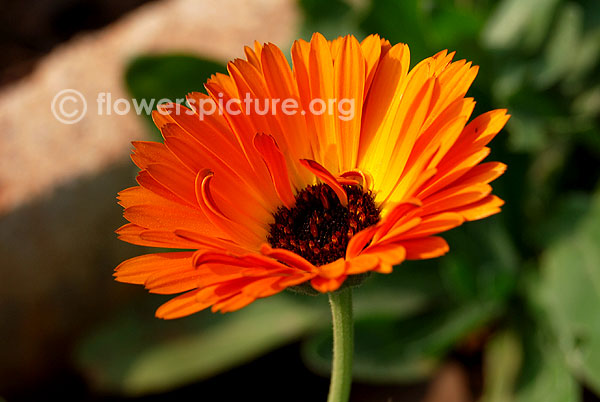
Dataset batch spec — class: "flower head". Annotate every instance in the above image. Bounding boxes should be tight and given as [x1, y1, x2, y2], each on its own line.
[115, 33, 509, 319]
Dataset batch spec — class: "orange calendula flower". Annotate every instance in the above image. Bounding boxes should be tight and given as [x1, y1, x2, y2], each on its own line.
[115, 33, 509, 319]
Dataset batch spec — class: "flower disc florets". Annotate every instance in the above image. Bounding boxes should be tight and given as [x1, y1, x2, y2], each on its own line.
[267, 184, 380, 266]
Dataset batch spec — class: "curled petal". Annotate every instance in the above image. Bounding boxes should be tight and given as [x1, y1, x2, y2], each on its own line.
[340, 169, 374, 191]
[253, 133, 296, 209]
[194, 170, 262, 247]
[300, 159, 348, 206]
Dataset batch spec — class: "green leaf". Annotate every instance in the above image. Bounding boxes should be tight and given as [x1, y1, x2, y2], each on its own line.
[515, 328, 580, 402]
[124, 54, 226, 138]
[563, 29, 600, 90]
[482, 0, 560, 51]
[573, 85, 600, 118]
[481, 330, 522, 402]
[76, 294, 326, 395]
[479, 323, 580, 402]
[303, 301, 500, 383]
[538, 189, 600, 393]
[535, 3, 584, 89]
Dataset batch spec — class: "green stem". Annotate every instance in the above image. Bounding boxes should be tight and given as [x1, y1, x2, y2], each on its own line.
[327, 288, 354, 402]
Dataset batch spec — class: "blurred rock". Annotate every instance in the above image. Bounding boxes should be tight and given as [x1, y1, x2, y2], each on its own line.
[0, 0, 299, 393]
[0, 0, 157, 86]
[422, 362, 473, 402]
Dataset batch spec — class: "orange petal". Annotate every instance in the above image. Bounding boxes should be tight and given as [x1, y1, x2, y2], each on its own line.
[311, 275, 347, 293]
[418, 147, 492, 199]
[118, 185, 180, 210]
[145, 266, 200, 294]
[136, 170, 187, 206]
[140, 230, 205, 249]
[123, 204, 215, 234]
[455, 162, 507, 187]
[162, 123, 274, 225]
[431, 60, 479, 121]
[445, 109, 510, 164]
[260, 244, 317, 272]
[241, 276, 285, 298]
[452, 195, 504, 221]
[212, 293, 256, 313]
[410, 98, 475, 168]
[130, 141, 183, 171]
[359, 42, 410, 166]
[372, 199, 421, 243]
[309, 32, 338, 170]
[377, 72, 437, 199]
[146, 162, 198, 206]
[401, 236, 449, 260]
[345, 254, 380, 275]
[194, 170, 263, 247]
[360, 34, 383, 97]
[335, 35, 365, 170]
[375, 217, 422, 245]
[244, 44, 262, 69]
[362, 243, 406, 273]
[193, 250, 307, 280]
[346, 225, 378, 258]
[392, 212, 464, 240]
[261, 43, 314, 177]
[114, 252, 193, 285]
[278, 271, 316, 287]
[228, 58, 275, 139]
[115, 224, 200, 249]
[203, 80, 277, 201]
[317, 258, 346, 279]
[254, 134, 296, 208]
[155, 290, 210, 319]
[291, 38, 322, 160]
[421, 183, 492, 216]
[174, 229, 250, 254]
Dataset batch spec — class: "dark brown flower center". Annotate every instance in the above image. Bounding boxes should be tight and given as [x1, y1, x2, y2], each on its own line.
[267, 184, 381, 266]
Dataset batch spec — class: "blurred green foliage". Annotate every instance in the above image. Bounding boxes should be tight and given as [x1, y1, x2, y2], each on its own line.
[78, 293, 328, 395]
[79, 0, 600, 398]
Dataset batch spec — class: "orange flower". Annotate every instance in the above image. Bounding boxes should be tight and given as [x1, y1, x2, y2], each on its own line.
[115, 33, 509, 319]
